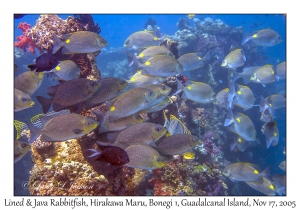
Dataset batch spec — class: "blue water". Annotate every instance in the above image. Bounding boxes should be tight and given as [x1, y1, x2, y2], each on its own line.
[14, 14, 286, 196]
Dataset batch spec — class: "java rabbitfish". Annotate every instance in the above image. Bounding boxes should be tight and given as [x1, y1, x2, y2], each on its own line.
[228, 83, 255, 110]
[260, 94, 286, 112]
[145, 97, 172, 113]
[223, 162, 270, 182]
[125, 144, 166, 170]
[142, 84, 171, 109]
[155, 134, 200, 156]
[232, 66, 261, 84]
[14, 140, 31, 163]
[261, 120, 279, 149]
[124, 31, 161, 49]
[272, 174, 286, 195]
[85, 77, 128, 109]
[136, 55, 183, 77]
[28, 53, 58, 72]
[128, 70, 165, 88]
[230, 135, 248, 152]
[242, 29, 282, 47]
[276, 61, 286, 81]
[112, 122, 166, 149]
[246, 177, 276, 196]
[14, 70, 44, 96]
[214, 88, 229, 108]
[47, 60, 80, 81]
[107, 87, 157, 122]
[93, 110, 145, 134]
[28, 111, 99, 142]
[224, 110, 256, 141]
[14, 88, 34, 112]
[178, 51, 210, 71]
[37, 78, 100, 113]
[87, 142, 129, 166]
[52, 31, 108, 54]
[279, 160, 286, 171]
[250, 64, 276, 86]
[260, 108, 273, 123]
[179, 80, 215, 104]
[221, 48, 246, 70]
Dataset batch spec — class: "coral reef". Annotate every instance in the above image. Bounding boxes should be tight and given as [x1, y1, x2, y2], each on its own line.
[15, 22, 38, 54]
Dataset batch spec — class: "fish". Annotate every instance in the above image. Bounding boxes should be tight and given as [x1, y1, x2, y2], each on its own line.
[124, 31, 162, 49]
[260, 94, 286, 113]
[250, 64, 276, 86]
[27, 110, 99, 142]
[224, 110, 256, 141]
[92, 110, 145, 134]
[246, 176, 276, 195]
[107, 87, 157, 123]
[228, 83, 255, 110]
[14, 140, 31, 163]
[187, 14, 196, 19]
[261, 120, 279, 148]
[14, 88, 34, 112]
[177, 51, 210, 71]
[14, 63, 18, 71]
[86, 142, 129, 166]
[260, 108, 273, 123]
[223, 162, 270, 182]
[14, 70, 44, 96]
[221, 48, 246, 70]
[214, 88, 229, 108]
[230, 135, 248, 152]
[28, 53, 59, 72]
[145, 97, 172, 113]
[142, 84, 171, 109]
[47, 60, 80, 81]
[276, 61, 286, 81]
[84, 77, 128, 110]
[183, 151, 195, 160]
[163, 111, 191, 137]
[178, 80, 215, 104]
[128, 70, 165, 88]
[155, 134, 200, 156]
[241, 29, 282, 47]
[134, 55, 183, 77]
[272, 174, 286, 195]
[125, 144, 166, 170]
[279, 160, 286, 171]
[52, 31, 108, 54]
[112, 122, 166, 149]
[129, 46, 174, 66]
[36, 78, 100, 113]
[232, 66, 261, 84]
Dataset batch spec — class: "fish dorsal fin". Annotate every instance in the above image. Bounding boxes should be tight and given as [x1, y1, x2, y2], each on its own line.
[14, 120, 29, 140]
[30, 113, 45, 129]
[243, 66, 261, 73]
[32, 110, 70, 128]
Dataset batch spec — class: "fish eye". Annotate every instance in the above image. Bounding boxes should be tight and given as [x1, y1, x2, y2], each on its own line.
[86, 121, 92, 125]
[162, 85, 166, 90]
[21, 97, 27, 102]
[90, 82, 95, 86]
[193, 137, 198, 142]
[148, 91, 152, 95]
[155, 126, 161, 132]
[120, 80, 125, 85]
[21, 143, 27, 148]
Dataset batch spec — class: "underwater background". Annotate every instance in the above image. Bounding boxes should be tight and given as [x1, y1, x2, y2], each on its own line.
[14, 14, 286, 196]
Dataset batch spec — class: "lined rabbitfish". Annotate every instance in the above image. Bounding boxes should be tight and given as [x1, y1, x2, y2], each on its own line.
[224, 110, 256, 141]
[14, 140, 31, 163]
[230, 135, 249, 152]
[250, 64, 276, 86]
[124, 31, 162, 49]
[125, 144, 166, 170]
[228, 83, 255, 110]
[27, 110, 99, 142]
[135, 46, 174, 64]
[112, 122, 166, 149]
[221, 48, 246, 70]
[214, 88, 229, 108]
[272, 174, 286, 195]
[223, 162, 270, 182]
[52, 31, 108, 54]
[178, 51, 210, 71]
[36, 78, 100, 113]
[14, 70, 44, 96]
[14, 88, 34, 112]
[155, 134, 200, 156]
[242, 29, 282, 47]
[128, 70, 165, 88]
[107, 87, 157, 122]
